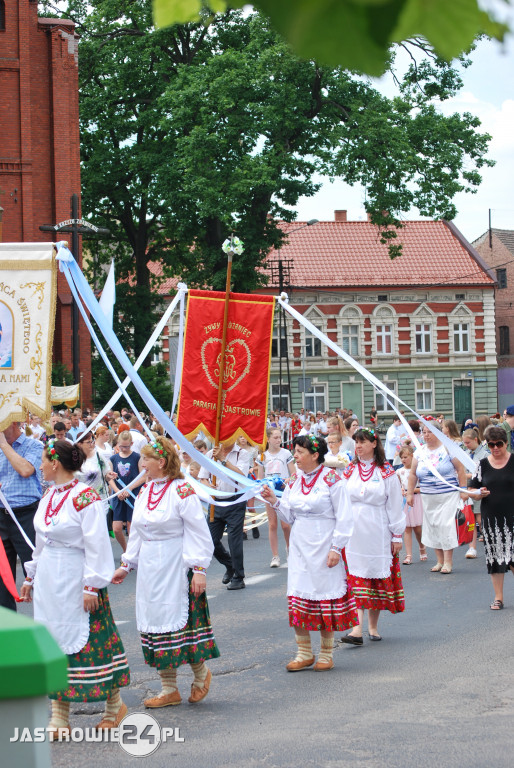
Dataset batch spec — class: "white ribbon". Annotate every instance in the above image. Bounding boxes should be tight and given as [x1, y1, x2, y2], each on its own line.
[0, 489, 36, 552]
[278, 293, 477, 492]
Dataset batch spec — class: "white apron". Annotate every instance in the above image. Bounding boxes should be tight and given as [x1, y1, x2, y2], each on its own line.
[136, 537, 189, 634]
[34, 545, 90, 655]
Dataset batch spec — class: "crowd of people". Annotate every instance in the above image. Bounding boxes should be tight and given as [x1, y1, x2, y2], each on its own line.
[1, 400, 513, 739]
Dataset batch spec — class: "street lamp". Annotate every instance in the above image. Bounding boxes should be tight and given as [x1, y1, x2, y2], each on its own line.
[268, 218, 319, 413]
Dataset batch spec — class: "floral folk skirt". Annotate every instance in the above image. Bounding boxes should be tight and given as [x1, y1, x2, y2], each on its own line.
[141, 571, 220, 669]
[50, 588, 130, 702]
[347, 554, 405, 614]
[288, 591, 358, 632]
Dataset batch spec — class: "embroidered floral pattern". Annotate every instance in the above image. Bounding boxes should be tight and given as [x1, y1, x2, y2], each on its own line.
[72, 488, 101, 512]
[50, 589, 130, 702]
[286, 473, 297, 488]
[176, 482, 196, 499]
[141, 571, 219, 669]
[288, 593, 358, 632]
[347, 555, 405, 614]
[323, 469, 341, 487]
[343, 463, 356, 480]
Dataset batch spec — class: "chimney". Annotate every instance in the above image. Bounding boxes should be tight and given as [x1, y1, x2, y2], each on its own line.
[334, 210, 347, 222]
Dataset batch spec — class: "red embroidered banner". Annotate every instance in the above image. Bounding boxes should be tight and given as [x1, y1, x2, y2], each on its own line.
[176, 290, 275, 448]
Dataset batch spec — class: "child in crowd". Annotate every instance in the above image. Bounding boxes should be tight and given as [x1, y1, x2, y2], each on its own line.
[108, 431, 146, 553]
[396, 443, 426, 564]
[324, 432, 352, 477]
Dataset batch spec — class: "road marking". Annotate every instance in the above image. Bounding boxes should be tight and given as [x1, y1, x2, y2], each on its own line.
[244, 574, 275, 586]
[116, 620, 130, 625]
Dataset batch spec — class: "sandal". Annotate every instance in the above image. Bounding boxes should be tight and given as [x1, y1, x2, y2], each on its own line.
[419, 547, 428, 562]
[431, 563, 443, 572]
[490, 599, 504, 610]
[440, 565, 452, 574]
[402, 556, 412, 565]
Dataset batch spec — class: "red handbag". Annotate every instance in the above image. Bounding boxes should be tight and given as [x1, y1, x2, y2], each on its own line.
[455, 503, 475, 545]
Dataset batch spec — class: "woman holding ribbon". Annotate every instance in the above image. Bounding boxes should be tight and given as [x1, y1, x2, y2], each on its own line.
[112, 437, 219, 706]
[20, 439, 130, 740]
[340, 427, 405, 645]
[407, 423, 467, 574]
[261, 434, 357, 672]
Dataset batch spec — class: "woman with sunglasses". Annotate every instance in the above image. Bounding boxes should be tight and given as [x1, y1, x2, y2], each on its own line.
[468, 425, 514, 610]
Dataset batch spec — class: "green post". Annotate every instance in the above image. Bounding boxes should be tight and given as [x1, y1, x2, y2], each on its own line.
[0, 608, 68, 766]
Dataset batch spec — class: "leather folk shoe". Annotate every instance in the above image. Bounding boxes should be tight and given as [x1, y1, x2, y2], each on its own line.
[286, 656, 315, 672]
[188, 668, 212, 704]
[95, 702, 128, 730]
[144, 691, 182, 708]
[313, 659, 334, 671]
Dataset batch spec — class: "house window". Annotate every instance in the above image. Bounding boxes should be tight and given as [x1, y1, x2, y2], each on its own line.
[271, 383, 290, 412]
[304, 384, 326, 413]
[376, 324, 393, 355]
[415, 324, 431, 353]
[453, 323, 470, 353]
[151, 344, 162, 364]
[497, 268, 507, 289]
[305, 325, 322, 357]
[0, 0, 5, 31]
[272, 323, 287, 358]
[500, 326, 510, 356]
[415, 379, 434, 411]
[378, 294, 388, 302]
[375, 381, 397, 411]
[341, 324, 359, 357]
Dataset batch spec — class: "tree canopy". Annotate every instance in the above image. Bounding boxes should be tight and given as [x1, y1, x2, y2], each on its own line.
[51, 2, 494, 365]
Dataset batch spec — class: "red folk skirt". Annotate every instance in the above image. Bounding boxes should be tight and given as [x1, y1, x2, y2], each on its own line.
[347, 553, 405, 614]
[288, 591, 358, 632]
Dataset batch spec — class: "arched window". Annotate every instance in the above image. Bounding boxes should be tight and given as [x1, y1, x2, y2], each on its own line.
[339, 305, 364, 359]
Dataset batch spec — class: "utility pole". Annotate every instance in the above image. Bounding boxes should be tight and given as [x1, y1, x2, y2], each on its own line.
[268, 219, 318, 412]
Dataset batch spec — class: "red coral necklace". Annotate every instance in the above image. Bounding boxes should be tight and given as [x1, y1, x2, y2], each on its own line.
[44, 479, 78, 525]
[300, 466, 324, 495]
[357, 461, 376, 482]
[147, 480, 173, 511]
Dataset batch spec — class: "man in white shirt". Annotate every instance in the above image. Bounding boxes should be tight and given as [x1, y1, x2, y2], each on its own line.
[384, 417, 406, 464]
[128, 416, 149, 453]
[199, 440, 250, 590]
[317, 412, 328, 437]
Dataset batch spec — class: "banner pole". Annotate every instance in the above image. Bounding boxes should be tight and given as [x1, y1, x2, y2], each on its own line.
[209, 247, 234, 522]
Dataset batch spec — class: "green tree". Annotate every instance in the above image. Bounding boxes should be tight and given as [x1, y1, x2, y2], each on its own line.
[51, 3, 493, 355]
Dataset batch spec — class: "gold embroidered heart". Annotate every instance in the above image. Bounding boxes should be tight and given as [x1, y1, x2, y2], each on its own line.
[201, 337, 252, 393]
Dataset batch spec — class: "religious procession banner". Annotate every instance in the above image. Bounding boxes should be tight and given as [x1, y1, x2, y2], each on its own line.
[51, 383, 80, 408]
[176, 290, 275, 448]
[0, 243, 57, 431]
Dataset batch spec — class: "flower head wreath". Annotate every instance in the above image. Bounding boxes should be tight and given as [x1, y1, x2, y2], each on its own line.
[46, 438, 60, 462]
[151, 441, 167, 458]
[356, 426, 376, 437]
[308, 435, 320, 452]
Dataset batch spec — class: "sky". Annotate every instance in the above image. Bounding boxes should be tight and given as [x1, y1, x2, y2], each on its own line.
[293, 8, 514, 245]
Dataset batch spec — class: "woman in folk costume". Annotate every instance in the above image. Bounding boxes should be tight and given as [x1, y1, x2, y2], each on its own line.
[261, 435, 357, 672]
[21, 439, 129, 740]
[340, 427, 406, 645]
[112, 437, 219, 705]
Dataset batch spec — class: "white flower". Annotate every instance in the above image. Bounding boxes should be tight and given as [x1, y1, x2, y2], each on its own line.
[222, 237, 244, 255]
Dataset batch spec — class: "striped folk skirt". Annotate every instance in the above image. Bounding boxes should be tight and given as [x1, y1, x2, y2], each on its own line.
[50, 589, 130, 702]
[347, 554, 405, 614]
[288, 591, 358, 632]
[141, 572, 220, 669]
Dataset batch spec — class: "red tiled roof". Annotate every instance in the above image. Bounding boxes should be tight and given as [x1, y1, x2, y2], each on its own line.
[147, 262, 181, 295]
[263, 219, 495, 289]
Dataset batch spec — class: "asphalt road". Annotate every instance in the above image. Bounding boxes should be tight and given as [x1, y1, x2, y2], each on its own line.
[14, 529, 514, 768]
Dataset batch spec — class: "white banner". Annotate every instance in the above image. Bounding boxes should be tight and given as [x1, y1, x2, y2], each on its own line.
[51, 384, 80, 407]
[0, 243, 57, 431]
